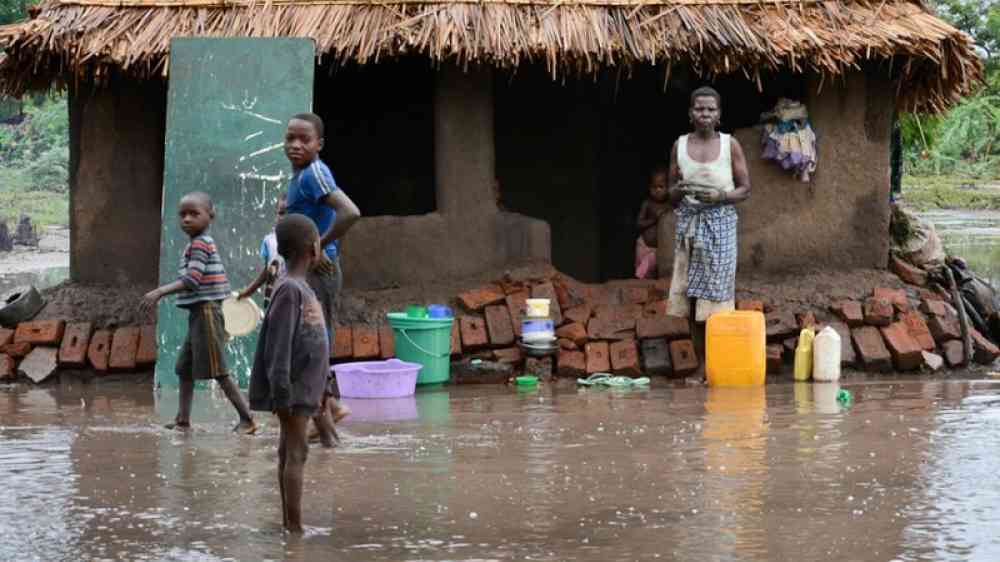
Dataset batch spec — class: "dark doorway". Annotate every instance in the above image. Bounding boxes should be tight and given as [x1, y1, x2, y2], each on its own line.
[314, 58, 436, 217]
[496, 65, 806, 282]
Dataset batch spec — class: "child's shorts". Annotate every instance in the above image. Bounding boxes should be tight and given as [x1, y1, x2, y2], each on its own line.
[175, 301, 230, 380]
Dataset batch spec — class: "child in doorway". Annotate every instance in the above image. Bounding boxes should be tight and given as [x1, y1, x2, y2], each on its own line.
[635, 164, 671, 279]
[248, 214, 330, 534]
[237, 193, 288, 310]
[142, 192, 257, 434]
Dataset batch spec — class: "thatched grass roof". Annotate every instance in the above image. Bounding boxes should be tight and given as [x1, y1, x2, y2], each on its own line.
[0, 0, 983, 112]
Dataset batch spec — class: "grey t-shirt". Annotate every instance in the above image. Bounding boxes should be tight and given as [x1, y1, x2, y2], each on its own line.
[249, 276, 330, 416]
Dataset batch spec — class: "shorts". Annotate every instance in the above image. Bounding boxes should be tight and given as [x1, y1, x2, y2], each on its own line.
[307, 258, 341, 396]
[175, 301, 230, 380]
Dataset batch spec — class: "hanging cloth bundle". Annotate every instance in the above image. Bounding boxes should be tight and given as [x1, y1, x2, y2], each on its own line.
[760, 99, 818, 182]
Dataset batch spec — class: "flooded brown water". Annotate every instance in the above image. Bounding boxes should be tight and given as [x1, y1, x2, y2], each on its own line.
[3, 378, 1000, 561]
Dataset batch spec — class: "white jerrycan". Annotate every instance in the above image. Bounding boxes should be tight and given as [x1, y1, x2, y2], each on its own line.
[812, 326, 842, 382]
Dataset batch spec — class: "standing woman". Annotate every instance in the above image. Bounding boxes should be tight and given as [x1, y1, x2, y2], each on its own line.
[666, 87, 751, 322]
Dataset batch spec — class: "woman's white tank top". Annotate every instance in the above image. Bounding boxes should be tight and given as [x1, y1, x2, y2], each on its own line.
[677, 133, 735, 193]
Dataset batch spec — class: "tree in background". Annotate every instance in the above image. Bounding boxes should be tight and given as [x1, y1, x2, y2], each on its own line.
[902, 0, 1000, 177]
[0, 0, 31, 25]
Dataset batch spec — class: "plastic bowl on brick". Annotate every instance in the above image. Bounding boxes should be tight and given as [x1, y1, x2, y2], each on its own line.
[332, 359, 422, 398]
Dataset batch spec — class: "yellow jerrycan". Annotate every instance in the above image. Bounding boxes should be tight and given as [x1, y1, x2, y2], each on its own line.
[706, 310, 766, 386]
[793, 327, 816, 381]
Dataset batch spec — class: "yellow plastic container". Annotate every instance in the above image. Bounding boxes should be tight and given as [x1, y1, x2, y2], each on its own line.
[793, 327, 815, 381]
[706, 310, 766, 386]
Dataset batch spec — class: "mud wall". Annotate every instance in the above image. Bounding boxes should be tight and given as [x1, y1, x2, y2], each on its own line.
[657, 70, 894, 276]
[338, 66, 551, 290]
[68, 76, 166, 286]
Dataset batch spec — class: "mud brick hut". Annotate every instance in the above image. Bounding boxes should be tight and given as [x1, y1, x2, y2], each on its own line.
[0, 0, 982, 290]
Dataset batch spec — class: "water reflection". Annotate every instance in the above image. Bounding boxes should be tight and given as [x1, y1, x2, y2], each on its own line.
[1, 380, 999, 561]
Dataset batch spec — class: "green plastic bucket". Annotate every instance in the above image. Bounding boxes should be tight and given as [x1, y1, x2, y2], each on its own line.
[387, 312, 454, 384]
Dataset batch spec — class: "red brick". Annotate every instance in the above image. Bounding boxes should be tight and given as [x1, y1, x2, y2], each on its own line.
[593, 304, 643, 322]
[379, 325, 396, 359]
[766, 311, 799, 340]
[14, 320, 65, 346]
[918, 289, 946, 303]
[557, 350, 587, 377]
[927, 315, 961, 343]
[899, 312, 935, 351]
[643, 300, 669, 318]
[669, 340, 699, 377]
[583, 285, 617, 306]
[880, 323, 923, 371]
[873, 287, 909, 310]
[450, 321, 462, 355]
[530, 282, 563, 325]
[458, 284, 506, 312]
[493, 347, 524, 365]
[484, 305, 515, 347]
[636, 316, 690, 340]
[109, 327, 140, 371]
[88, 329, 112, 371]
[832, 300, 864, 327]
[558, 338, 578, 351]
[459, 316, 489, 349]
[585, 341, 610, 373]
[851, 327, 893, 373]
[0, 328, 13, 347]
[332, 326, 353, 359]
[639, 338, 671, 376]
[59, 322, 93, 367]
[352, 325, 380, 359]
[1, 342, 32, 359]
[864, 298, 894, 327]
[136, 324, 157, 366]
[587, 316, 636, 341]
[506, 291, 529, 336]
[797, 311, 817, 329]
[829, 322, 857, 367]
[942, 340, 965, 367]
[621, 287, 651, 305]
[553, 280, 585, 310]
[737, 300, 765, 313]
[610, 340, 641, 376]
[0, 354, 14, 380]
[766, 344, 784, 374]
[920, 299, 952, 317]
[498, 277, 526, 296]
[564, 304, 593, 326]
[525, 356, 554, 380]
[555, 322, 588, 346]
[890, 255, 928, 287]
[970, 329, 1000, 365]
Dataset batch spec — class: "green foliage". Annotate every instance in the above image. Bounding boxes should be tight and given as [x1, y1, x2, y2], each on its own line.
[901, 2, 1000, 180]
[0, 0, 32, 25]
[0, 93, 69, 227]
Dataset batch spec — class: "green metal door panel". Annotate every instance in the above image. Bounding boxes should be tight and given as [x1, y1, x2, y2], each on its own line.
[157, 38, 314, 387]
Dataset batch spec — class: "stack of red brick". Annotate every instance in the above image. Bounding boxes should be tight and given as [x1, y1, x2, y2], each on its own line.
[764, 287, 1000, 374]
[0, 321, 156, 383]
[443, 278, 700, 379]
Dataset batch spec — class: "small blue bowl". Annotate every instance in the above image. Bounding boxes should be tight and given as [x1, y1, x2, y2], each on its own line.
[427, 304, 453, 318]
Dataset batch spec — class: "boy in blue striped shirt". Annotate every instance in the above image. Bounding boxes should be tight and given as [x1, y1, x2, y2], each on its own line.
[143, 192, 256, 434]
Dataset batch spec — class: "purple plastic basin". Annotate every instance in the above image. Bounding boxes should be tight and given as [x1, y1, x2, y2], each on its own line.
[333, 359, 421, 398]
[339, 396, 419, 423]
